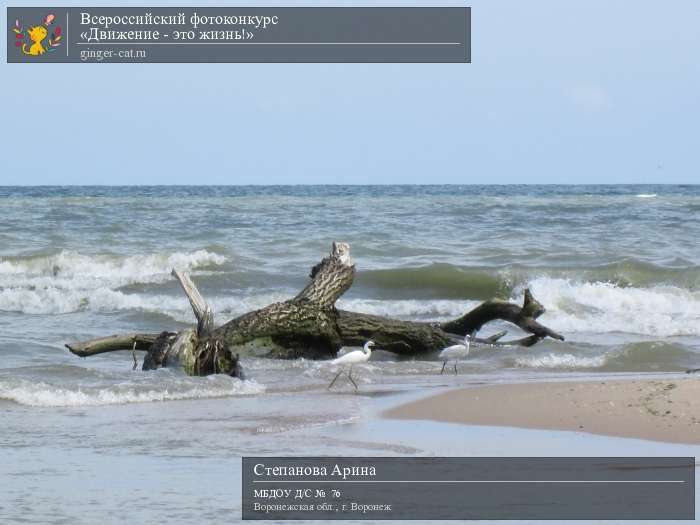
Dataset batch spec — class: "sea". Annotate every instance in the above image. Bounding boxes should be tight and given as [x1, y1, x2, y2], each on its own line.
[1, 184, 699, 523]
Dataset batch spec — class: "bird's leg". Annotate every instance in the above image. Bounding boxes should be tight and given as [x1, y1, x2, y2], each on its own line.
[348, 366, 358, 390]
[453, 362, 458, 374]
[328, 369, 344, 390]
[440, 361, 447, 375]
[132, 340, 138, 371]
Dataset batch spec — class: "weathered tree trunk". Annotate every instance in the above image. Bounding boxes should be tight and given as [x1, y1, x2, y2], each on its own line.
[66, 241, 564, 375]
[146, 269, 243, 376]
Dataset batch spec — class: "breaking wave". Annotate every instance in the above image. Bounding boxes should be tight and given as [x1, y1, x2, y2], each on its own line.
[0, 249, 227, 314]
[0, 373, 264, 407]
[357, 260, 700, 299]
[1, 280, 699, 338]
[351, 277, 700, 337]
[1, 251, 699, 338]
[508, 342, 695, 372]
[349, 279, 700, 338]
[522, 277, 700, 337]
[0, 249, 225, 289]
[512, 353, 609, 369]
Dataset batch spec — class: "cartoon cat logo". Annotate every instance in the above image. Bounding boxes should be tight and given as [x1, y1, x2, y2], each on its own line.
[13, 14, 62, 56]
[24, 24, 48, 55]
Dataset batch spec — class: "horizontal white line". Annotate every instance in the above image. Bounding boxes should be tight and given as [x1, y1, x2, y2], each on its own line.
[76, 42, 462, 45]
[253, 480, 684, 484]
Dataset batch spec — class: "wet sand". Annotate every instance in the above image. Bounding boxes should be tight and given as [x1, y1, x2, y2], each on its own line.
[385, 377, 700, 444]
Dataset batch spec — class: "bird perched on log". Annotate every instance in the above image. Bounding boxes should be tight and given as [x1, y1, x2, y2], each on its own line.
[328, 340, 375, 390]
[439, 334, 471, 374]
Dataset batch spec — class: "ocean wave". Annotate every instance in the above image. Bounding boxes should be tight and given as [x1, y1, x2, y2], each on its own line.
[357, 264, 508, 300]
[512, 353, 608, 369]
[350, 278, 700, 337]
[508, 341, 694, 371]
[2, 279, 699, 339]
[0, 283, 477, 322]
[0, 249, 226, 290]
[1, 250, 699, 338]
[0, 249, 227, 314]
[0, 375, 264, 407]
[603, 342, 694, 371]
[521, 277, 700, 337]
[353, 273, 700, 337]
[0, 286, 289, 319]
[357, 260, 700, 298]
[338, 298, 480, 320]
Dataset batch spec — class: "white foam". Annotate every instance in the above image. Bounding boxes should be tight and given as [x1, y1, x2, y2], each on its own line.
[0, 249, 225, 290]
[337, 298, 480, 320]
[0, 376, 264, 407]
[636, 194, 657, 198]
[0, 286, 292, 319]
[0, 250, 227, 314]
[516, 277, 700, 337]
[513, 353, 608, 369]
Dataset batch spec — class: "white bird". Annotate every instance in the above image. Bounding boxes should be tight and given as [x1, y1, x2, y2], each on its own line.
[328, 340, 375, 390]
[439, 334, 471, 375]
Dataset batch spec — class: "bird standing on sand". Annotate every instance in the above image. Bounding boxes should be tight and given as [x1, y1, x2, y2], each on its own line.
[439, 334, 471, 374]
[328, 340, 375, 390]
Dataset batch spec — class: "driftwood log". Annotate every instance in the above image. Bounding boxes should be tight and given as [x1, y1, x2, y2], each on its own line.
[66, 242, 564, 376]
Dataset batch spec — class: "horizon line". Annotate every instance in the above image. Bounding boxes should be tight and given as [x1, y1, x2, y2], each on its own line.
[1, 183, 697, 188]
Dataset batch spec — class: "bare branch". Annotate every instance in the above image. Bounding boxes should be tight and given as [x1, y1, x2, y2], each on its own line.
[65, 333, 165, 357]
[172, 268, 214, 337]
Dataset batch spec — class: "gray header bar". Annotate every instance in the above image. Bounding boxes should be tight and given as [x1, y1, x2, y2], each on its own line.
[7, 7, 470, 63]
[242, 457, 695, 520]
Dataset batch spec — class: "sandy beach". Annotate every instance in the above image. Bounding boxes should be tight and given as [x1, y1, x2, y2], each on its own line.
[385, 376, 700, 444]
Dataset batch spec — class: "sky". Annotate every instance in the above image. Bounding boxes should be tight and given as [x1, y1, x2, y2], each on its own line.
[1, 0, 698, 185]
